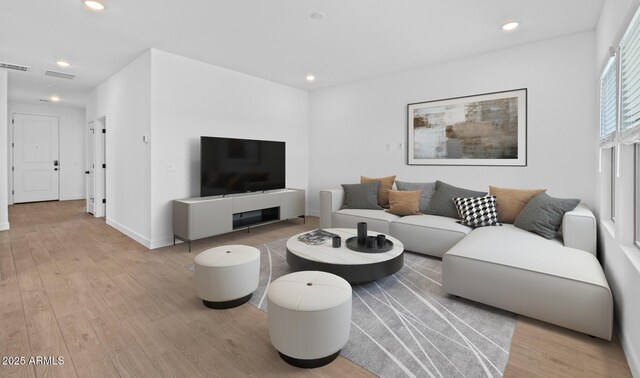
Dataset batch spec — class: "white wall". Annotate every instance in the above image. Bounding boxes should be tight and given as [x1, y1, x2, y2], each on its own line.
[149, 49, 309, 248]
[308, 32, 597, 214]
[7, 102, 85, 203]
[86, 51, 152, 246]
[595, 1, 640, 375]
[0, 70, 8, 231]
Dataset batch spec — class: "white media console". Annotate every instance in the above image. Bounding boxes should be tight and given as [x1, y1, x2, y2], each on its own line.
[172, 189, 305, 251]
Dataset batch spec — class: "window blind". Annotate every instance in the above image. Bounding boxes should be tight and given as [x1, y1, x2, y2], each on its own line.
[621, 8, 640, 132]
[600, 58, 617, 140]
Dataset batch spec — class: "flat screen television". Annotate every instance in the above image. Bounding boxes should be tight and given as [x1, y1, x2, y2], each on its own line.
[201, 136, 286, 197]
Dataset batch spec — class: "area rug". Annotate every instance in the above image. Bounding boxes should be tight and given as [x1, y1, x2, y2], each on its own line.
[189, 239, 516, 377]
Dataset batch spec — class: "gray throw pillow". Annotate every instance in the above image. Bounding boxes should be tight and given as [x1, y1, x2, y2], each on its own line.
[514, 192, 580, 239]
[341, 182, 382, 210]
[425, 181, 487, 219]
[396, 180, 436, 213]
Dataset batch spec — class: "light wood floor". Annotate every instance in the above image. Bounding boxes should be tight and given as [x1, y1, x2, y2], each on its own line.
[0, 200, 632, 377]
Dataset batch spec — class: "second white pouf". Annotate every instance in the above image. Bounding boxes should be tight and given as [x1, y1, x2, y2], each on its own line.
[194, 245, 260, 309]
[267, 271, 352, 368]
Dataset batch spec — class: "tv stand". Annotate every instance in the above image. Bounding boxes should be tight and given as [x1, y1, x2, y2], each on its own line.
[172, 189, 305, 252]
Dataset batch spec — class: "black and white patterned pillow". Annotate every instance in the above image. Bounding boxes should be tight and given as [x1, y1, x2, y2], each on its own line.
[452, 196, 502, 228]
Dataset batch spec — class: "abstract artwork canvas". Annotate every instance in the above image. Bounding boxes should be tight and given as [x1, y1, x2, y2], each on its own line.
[408, 89, 527, 166]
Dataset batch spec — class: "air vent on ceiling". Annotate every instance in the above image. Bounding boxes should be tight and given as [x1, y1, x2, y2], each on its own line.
[0, 62, 30, 71]
[39, 99, 51, 102]
[45, 70, 75, 80]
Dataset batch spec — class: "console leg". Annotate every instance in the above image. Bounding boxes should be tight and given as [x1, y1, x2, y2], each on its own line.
[189, 241, 191, 253]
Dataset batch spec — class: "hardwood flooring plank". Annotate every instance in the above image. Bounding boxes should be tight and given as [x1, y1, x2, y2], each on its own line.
[0, 256, 25, 316]
[151, 348, 205, 378]
[68, 345, 119, 378]
[0, 310, 36, 378]
[110, 344, 162, 378]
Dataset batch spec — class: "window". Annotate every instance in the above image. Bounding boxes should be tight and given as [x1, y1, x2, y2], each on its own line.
[621, 9, 640, 133]
[600, 57, 618, 141]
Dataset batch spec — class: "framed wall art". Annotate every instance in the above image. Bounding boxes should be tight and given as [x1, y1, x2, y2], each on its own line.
[407, 88, 527, 166]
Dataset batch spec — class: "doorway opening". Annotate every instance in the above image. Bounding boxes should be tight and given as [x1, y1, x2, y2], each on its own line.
[86, 116, 106, 217]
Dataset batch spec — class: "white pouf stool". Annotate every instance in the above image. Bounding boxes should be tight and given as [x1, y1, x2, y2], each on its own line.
[195, 245, 260, 309]
[267, 271, 352, 368]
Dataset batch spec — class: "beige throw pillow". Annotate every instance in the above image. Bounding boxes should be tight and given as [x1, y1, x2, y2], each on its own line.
[361, 175, 396, 208]
[489, 186, 546, 223]
[387, 190, 421, 216]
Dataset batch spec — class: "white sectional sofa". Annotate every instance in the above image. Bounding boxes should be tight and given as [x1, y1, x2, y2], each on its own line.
[319, 188, 613, 340]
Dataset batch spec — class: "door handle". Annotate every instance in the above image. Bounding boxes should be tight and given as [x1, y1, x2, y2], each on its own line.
[54, 160, 59, 166]
[85, 171, 90, 174]
[54, 168, 58, 171]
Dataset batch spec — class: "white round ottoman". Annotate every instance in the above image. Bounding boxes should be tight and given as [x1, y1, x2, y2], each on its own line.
[267, 271, 352, 368]
[195, 245, 260, 309]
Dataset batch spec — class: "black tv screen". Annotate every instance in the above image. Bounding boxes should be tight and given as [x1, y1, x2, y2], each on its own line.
[200, 136, 286, 197]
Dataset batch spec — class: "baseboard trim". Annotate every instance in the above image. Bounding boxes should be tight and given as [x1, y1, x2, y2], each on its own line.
[60, 196, 85, 201]
[106, 218, 151, 249]
[0, 222, 10, 231]
[150, 237, 175, 250]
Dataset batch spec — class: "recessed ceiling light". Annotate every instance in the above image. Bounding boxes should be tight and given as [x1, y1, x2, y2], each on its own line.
[306, 74, 315, 82]
[83, 1, 105, 11]
[501, 22, 519, 31]
[310, 12, 325, 20]
[49, 96, 60, 102]
[56, 60, 70, 68]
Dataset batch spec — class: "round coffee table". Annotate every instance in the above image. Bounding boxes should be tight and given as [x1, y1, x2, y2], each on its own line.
[286, 228, 404, 284]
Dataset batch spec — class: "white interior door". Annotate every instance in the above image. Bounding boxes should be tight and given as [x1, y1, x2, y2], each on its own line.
[12, 113, 60, 203]
[86, 122, 95, 214]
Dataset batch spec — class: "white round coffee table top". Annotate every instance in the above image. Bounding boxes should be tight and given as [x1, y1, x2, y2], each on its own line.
[286, 228, 404, 266]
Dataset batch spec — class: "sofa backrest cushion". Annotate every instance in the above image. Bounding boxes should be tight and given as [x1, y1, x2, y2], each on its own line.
[396, 180, 436, 213]
[361, 175, 396, 208]
[514, 192, 580, 239]
[425, 181, 487, 219]
[489, 186, 546, 224]
[387, 190, 422, 216]
[341, 182, 382, 210]
[453, 195, 502, 228]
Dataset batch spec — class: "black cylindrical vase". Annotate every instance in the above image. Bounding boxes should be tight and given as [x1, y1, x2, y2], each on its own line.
[365, 236, 376, 248]
[357, 222, 367, 245]
[332, 235, 341, 248]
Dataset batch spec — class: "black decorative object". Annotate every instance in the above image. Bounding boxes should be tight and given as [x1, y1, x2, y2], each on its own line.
[357, 222, 367, 245]
[365, 236, 376, 248]
[376, 234, 386, 247]
[345, 236, 394, 253]
[332, 235, 341, 248]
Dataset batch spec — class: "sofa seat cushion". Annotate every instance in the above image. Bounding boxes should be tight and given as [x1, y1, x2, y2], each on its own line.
[332, 209, 401, 234]
[446, 225, 607, 286]
[389, 215, 472, 257]
[443, 224, 612, 339]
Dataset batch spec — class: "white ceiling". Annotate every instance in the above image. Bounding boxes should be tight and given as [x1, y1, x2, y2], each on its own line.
[0, 0, 604, 109]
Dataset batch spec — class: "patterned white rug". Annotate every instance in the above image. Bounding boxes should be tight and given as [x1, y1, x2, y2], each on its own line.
[190, 239, 516, 377]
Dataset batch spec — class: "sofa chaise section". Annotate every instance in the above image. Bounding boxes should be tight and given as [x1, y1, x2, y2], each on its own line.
[442, 224, 613, 340]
